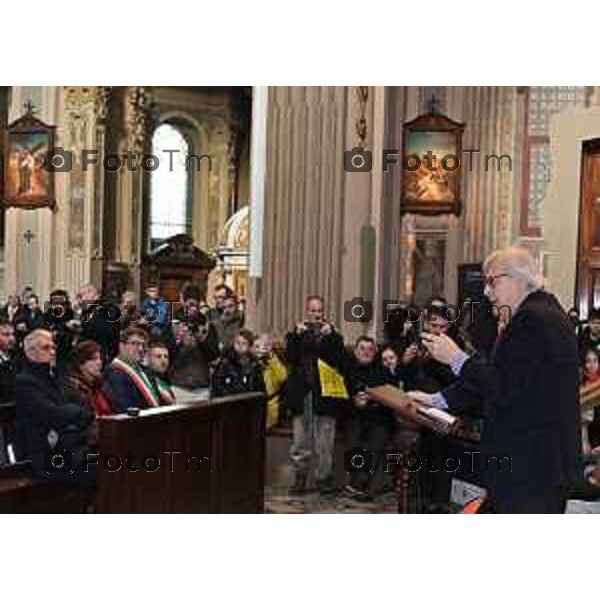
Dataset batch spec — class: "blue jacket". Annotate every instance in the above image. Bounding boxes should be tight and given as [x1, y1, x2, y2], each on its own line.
[140, 297, 169, 329]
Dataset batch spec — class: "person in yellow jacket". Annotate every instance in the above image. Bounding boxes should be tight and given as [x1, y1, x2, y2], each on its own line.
[254, 334, 288, 429]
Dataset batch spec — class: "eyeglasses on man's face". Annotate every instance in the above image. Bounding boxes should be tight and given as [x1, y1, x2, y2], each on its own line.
[484, 272, 510, 288]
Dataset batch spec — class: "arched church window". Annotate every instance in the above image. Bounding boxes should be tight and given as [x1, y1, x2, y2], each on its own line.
[150, 123, 192, 245]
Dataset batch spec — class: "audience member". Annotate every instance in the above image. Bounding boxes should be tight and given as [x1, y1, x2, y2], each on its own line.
[210, 283, 234, 322]
[117, 290, 140, 331]
[211, 329, 265, 397]
[402, 304, 460, 393]
[582, 348, 600, 449]
[44, 289, 79, 365]
[254, 333, 288, 429]
[145, 340, 175, 405]
[0, 318, 17, 403]
[380, 344, 404, 388]
[140, 285, 169, 338]
[283, 295, 346, 495]
[170, 312, 219, 389]
[14, 294, 45, 341]
[62, 340, 113, 416]
[1, 295, 21, 324]
[104, 327, 162, 412]
[580, 308, 600, 360]
[79, 283, 121, 361]
[15, 329, 96, 485]
[325, 335, 396, 500]
[568, 307, 581, 335]
[213, 293, 245, 350]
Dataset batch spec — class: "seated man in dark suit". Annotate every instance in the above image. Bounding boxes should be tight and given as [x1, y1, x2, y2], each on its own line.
[409, 246, 581, 513]
[15, 328, 96, 486]
[104, 326, 163, 412]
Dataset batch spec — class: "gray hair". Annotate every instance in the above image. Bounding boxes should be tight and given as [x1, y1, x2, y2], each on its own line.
[483, 246, 543, 292]
[23, 328, 53, 357]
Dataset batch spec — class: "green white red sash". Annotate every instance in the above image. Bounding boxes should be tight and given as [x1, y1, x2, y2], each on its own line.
[112, 357, 161, 408]
[155, 376, 175, 405]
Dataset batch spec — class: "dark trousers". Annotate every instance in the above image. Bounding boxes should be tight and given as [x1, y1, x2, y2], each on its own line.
[346, 416, 392, 493]
[493, 492, 567, 514]
[419, 431, 454, 507]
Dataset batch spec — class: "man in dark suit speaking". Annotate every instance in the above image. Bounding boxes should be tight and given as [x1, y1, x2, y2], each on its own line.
[409, 247, 581, 513]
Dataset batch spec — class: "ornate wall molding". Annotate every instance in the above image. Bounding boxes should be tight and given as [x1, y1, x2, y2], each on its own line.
[356, 86, 369, 147]
[125, 86, 151, 155]
[94, 86, 111, 121]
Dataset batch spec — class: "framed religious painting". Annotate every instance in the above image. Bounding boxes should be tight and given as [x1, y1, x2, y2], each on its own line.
[400, 111, 465, 216]
[1, 107, 57, 210]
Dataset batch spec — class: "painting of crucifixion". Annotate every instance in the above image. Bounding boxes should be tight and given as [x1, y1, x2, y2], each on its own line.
[2, 109, 56, 210]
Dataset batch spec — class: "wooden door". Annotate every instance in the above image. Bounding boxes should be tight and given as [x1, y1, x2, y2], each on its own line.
[577, 139, 600, 318]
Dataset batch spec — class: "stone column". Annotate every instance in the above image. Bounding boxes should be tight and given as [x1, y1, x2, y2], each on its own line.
[118, 86, 151, 296]
[54, 86, 111, 295]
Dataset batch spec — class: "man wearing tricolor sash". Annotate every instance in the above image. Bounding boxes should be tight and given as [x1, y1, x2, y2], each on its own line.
[105, 326, 163, 412]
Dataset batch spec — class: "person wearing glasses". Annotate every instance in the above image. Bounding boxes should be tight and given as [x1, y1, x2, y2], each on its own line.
[104, 326, 162, 412]
[15, 328, 96, 485]
[408, 246, 581, 513]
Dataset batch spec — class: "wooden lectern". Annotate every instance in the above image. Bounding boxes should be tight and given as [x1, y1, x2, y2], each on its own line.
[95, 393, 265, 513]
[367, 385, 458, 514]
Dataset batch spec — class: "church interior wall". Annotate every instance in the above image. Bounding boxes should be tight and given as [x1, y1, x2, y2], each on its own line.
[544, 105, 600, 310]
[1, 86, 598, 341]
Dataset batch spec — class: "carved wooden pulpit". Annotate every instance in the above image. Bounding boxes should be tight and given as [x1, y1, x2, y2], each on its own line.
[143, 234, 216, 302]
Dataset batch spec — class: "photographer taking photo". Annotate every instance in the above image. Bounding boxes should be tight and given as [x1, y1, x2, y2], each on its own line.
[283, 295, 345, 496]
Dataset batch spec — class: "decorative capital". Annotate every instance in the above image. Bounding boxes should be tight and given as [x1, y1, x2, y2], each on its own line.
[94, 86, 112, 121]
[63, 86, 96, 112]
[126, 86, 152, 154]
[356, 86, 369, 147]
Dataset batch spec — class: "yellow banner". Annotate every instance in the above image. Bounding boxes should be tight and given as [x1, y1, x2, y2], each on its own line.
[318, 359, 349, 399]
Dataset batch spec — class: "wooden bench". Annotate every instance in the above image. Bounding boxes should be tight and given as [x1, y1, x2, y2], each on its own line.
[0, 403, 38, 512]
[0, 402, 91, 513]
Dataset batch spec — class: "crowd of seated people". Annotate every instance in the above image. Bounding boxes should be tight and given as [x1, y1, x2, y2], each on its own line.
[0, 281, 259, 487]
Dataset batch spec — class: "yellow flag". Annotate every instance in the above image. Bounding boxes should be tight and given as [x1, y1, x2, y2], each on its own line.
[263, 355, 288, 428]
[318, 359, 349, 399]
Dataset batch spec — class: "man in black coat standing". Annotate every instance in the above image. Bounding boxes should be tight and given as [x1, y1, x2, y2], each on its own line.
[409, 246, 581, 513]
[284, 295, 346, 495]
[79, 284, 122, 362]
